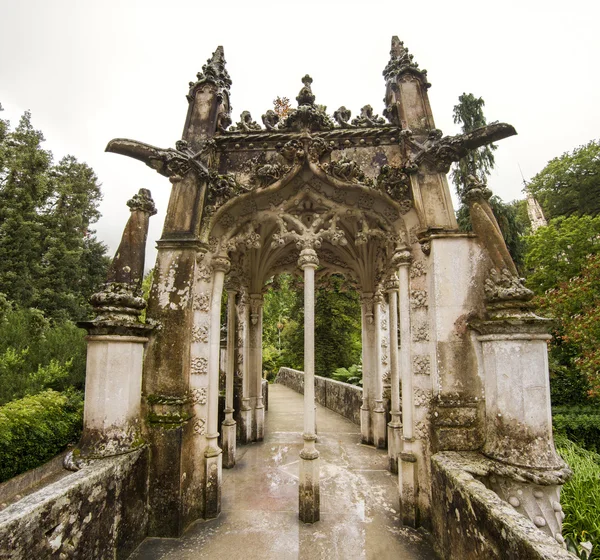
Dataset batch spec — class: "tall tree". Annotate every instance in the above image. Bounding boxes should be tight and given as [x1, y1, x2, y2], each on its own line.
[527, 140, 600, 219]
[450, 93, 497, 197]
[0, 107, 109, 320]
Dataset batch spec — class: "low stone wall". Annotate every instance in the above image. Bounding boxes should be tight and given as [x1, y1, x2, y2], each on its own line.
[0, 449, 148, 560]
[431, 452, 574, 560]
[276, 367, 362, 425]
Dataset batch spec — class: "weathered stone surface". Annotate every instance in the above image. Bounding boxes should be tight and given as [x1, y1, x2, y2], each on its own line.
[0, 450, 148, 560]
[431, 452, 574, 560]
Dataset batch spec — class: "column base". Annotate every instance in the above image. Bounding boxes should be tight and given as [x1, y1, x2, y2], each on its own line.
[204, 446, 222, 519]
[222, 419, 236, 469]
[373, 407, 387, 449]
[399, 448, 418, 527]
[255, 404, 265, 441]
[239, 407, 252, 444]
[360, 405, 371, 445]
[299, 442, 320, 524]
[387, 421, 402, 474]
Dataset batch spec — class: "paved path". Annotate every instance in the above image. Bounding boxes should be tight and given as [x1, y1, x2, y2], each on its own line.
[130, 384, 437, 559]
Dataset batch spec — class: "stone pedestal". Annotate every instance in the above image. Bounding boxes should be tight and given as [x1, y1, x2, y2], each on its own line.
[373, 406, 387, 449]
[399, 445, 419, 527]
[77, 329, 150, 459]
[204, 448, 222, 519]
[299, 435, 320, 524]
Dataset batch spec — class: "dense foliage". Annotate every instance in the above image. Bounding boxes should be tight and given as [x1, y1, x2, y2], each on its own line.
[554, 407, 600, 453]
[0, 106, 109, 321]
[0, 389, 83, 482]
[556, 436, 600, 559]
[450, 93, 497, 197]
[528, 140, 600, 220]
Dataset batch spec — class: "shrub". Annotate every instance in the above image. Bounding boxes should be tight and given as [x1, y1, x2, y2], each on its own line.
[554, 406, 600, 453]
[556, 436, 600, 559]
[0, 389, 83, 482]
[331, 363, 362, 386]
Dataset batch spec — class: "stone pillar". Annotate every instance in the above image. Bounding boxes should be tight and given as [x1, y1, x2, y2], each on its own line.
[386, 274, 401, 473]
[397, 250, 418, 527]
[74, 188, 156, 463]
[237, 289, 252, 444]
[372, 291, 387, 449]
[249, 293, 265, 441]
[472, 317, 568, 543]
[204, 255, 229, 518]
[359, 293, 374, 445]
[298, 248, 320, 523]
[222, 288, 237, 469]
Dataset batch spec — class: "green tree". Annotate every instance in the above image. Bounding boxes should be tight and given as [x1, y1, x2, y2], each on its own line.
[528, 140, 600, 219]
[450, 93, 497, 197]
[524, 215, 600, 294]
[0, 108, 109, 320]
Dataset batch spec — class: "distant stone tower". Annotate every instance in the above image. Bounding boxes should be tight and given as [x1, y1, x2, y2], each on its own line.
[526, 192, 547, 231]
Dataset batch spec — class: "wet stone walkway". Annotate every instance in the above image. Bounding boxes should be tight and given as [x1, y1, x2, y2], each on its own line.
[130, 383, 437, 559]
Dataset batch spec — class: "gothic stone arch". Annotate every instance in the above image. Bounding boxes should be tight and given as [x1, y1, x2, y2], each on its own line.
[98, 38, 567, 543]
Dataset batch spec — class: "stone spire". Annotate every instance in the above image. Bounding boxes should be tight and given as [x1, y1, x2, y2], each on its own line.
[383, 36, 429, 86]
[187, 45, 232, 101]
[526, 192, 547, 231]
[296, 75, 316, 106]
[89, 188, 157, 325]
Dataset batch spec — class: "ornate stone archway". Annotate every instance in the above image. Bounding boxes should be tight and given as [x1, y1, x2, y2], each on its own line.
[89, 37, 567, 545]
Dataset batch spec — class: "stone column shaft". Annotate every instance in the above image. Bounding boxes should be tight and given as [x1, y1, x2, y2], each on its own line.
[238, 293, 252, 444]
[386, 282, 402, 473]
[298, 248, 319, 523]
[360, 294, 373, 445]
[250, 294, 264, 441]
[222, 289, 237, 469]
[373, 294, 387, 449]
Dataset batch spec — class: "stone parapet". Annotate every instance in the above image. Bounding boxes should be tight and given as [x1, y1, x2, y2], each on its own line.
[276, 367, 363, 426]
[431, 452, 573, 560]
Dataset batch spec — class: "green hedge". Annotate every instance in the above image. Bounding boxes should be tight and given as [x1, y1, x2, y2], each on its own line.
[0, 389, 83, 482]
[553, 406, 600, 454]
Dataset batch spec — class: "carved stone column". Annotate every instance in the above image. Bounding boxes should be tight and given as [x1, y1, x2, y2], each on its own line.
[373, 290, 387, 449]
[396, 249, 418, 526]
[236, 288, 252, 444]
[204, 254, 230, 518]
[386, 273, 401, 473]
[249, 293, 265, 441]
[222, 287, 237, 469]
[360, 293, 374, 445]
[298, 248, 320, 523]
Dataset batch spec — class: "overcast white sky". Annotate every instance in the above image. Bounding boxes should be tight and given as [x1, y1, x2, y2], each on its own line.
[1, 0, 598, 266]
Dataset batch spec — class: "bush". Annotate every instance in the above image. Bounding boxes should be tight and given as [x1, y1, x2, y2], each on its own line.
[331, 363, 362, 386]
[0, 389, 83, 482]
[556, 436, 600, 559]
[554, 406, 600, 453]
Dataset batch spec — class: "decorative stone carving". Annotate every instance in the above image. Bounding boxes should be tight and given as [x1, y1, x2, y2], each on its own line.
[333, 106, 351, 128]
[271, 210, 347, 252]
[196, 263, 213, 282]
[307, 137, 331, 163]
[193, 417, 207, 436]
[298, 248, 320, 269]
[414, 388, 432, 407]
[351, 105, 386, 127]
[261, 110, 280, 131]
[279, 76, 335, 132]
[187, 46, 231, 100]
[376, 165, 410, 202]
[410, 290, 428, 309]
[412, 324, 430, 343]
[191, 387, 208, 405]
[230, 111, 261, 132]
[484, 268, 533, 304]
[193, 292, 210, 312]
[280, 139, 306, 163]
[191, 357, 208, 375]
[413, 355, 430, 375]
[251, 162, 290, 188]
[192, 323, 209, 343]
[410, 261, 426, 278]
[205, 172, 250, 215]
[321, 157, 366, 184]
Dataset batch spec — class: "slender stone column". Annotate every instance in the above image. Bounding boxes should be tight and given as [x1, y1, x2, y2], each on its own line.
[373, 290, 387, 449]
[204, 255, 229, 518]
[385, 273, 401, 473]
[359, 293, 374, 444]
[222, 288, 237, 468]
[249, 294, 265, 441]
[298, 248, 320, 523]
[396, 250, 418, 526]
[237, 289, 252, 444]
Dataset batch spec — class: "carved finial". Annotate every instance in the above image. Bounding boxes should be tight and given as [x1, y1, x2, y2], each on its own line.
[188, 45, 232, 101]
[127, 188, 158, 216]
[383, 36, 428, 86]
[296, 75, 316, 106]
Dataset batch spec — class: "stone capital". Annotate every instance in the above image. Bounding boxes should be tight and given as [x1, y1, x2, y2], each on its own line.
[298, 248, 319, 269]
[211, 255, 231, 273]
[384, 274, 400, 292]
[392, 249, 412, 268]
